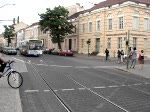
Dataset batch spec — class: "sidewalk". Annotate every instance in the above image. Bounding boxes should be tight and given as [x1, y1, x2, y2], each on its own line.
[116, 64, 150, 79]
[75, 53, 150, 78]
[0, 54, 22, 112]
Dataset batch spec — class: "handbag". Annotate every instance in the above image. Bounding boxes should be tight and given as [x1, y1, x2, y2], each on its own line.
[138, 54, 142, 60]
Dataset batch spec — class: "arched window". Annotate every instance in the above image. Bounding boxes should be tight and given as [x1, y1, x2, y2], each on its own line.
[133, 11, 140, 29]
[144, 12, 150, 30]
[96, 16, 101, 31]
[107, 14, 113, 30]
[118, 11, 124, 29]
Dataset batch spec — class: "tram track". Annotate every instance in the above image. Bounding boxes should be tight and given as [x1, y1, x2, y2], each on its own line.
[15, 55, 150, 112]
[28, 59, 129, 112]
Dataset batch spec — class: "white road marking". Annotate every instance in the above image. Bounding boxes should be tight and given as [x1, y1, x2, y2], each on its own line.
[61, 89, 75, 91]
[54, 90, 57, 92]
[133, 83, 142, 86]
[75, 66, 90, 68]
[12, 57, 25, 63]
[35, 64, 48, 66]
[25, 90, 39, 92]
[145, 82, 150, 85]
[49, 65, 72, 67]
[78, 88, 85, 90]
[108, 85, 119, 88]
[44, 90, 50, 92]
[94, 86, 106, 89]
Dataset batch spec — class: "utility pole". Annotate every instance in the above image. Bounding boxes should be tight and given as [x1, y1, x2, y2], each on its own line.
[87, 39, 91, 57]
[126, 30, 130, 69]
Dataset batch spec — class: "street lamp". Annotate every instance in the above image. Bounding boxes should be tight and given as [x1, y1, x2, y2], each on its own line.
[0, 4, 15, 8]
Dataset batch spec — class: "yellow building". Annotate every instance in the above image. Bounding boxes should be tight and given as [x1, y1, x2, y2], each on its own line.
[78, 0, 150, 57]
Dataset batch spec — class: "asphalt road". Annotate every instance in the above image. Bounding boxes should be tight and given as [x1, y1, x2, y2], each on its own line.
[15, 54, 150, 112]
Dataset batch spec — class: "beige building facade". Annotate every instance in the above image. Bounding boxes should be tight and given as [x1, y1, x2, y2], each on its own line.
[78, 0, 150, 57]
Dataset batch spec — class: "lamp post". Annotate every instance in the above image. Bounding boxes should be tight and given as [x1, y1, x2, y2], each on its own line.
[0, 4, 15, 8]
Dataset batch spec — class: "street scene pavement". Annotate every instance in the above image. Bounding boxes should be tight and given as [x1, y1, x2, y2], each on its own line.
[0, 53, 150, 112]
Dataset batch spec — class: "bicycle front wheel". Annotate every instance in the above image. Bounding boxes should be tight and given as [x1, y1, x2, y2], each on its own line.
[7, 71, 23, 89]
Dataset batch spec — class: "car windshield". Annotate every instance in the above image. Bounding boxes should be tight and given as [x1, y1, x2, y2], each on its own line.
[7, 48, 15, 50]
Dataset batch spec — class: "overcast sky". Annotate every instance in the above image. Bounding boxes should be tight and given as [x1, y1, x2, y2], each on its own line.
[0, 0, 105, 33]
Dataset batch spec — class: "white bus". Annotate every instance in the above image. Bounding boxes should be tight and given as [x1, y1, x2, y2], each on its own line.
[19, 39, 43, 56]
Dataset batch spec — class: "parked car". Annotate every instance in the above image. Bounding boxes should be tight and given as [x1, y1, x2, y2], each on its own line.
[51, 49, 61, 55]
[5, 47, 17, 55]
[59, 50, 74, 56]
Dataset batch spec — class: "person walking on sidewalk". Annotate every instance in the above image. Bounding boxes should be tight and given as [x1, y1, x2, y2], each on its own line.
[138, 50, 144, 70]
[117, 50, 121, 64]
[130, 47, 137, 69]
[105, 48, 109, 61]
[121, 50, 124, 63]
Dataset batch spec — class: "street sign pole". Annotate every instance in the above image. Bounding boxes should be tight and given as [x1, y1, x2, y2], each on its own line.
[88, 44, 89, 57]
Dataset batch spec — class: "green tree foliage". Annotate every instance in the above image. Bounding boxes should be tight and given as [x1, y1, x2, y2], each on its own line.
[39, 6, 74, 49]
[3, 25, 15, 47]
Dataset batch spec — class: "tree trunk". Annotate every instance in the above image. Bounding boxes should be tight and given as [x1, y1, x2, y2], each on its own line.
[57, 35, 61, 50]
[7, 37, 11, 47]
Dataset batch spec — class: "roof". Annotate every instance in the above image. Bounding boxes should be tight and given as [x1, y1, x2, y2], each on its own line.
[68, 0, 150, 19]
[89, 0, 150, 12]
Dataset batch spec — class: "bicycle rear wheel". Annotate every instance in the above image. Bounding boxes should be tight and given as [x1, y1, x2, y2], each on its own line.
[7, 71, 23, 89]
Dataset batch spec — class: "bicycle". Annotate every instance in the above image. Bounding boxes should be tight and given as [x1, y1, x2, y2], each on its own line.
[0, 60, 23, 89]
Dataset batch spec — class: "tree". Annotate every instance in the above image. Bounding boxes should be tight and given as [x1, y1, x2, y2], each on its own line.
[3, 25, 16, 47]
[39, 6, 74, 49]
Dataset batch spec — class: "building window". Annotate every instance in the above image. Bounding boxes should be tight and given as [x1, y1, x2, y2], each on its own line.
[144, 13, 150, 30]
[107, 14, 113, 30]
[82, 23, 85, 33]
[108, 19, 113, 30]
[74, 39, 76, 47]
[144, 18, 149, 30]
[65, 39, 67, 47]
[74, 25, 77, 33]
[107, 38, 111, 49]
[133, 11, 140, 30]
[89, 22, 92, 32]
[118, 12, 124, 29]
[81, 39, 84, 48]
[118, 37, 122, 49]
[97, 20, 100, 31]
[144, 38, 148, 50]
[119, 17, 124, 29]
[133, 37, 137, 48]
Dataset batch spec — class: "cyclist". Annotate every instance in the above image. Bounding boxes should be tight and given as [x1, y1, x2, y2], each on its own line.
[0, 57, 7, 78]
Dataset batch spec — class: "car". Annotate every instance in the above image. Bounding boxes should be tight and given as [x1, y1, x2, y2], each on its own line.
[5, 47, 17, 55]
[51, 49, 61, 55]
[59, 50, 74, 56]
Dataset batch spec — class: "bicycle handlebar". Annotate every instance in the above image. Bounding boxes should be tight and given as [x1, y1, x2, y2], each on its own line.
[7, 60, 15, 66]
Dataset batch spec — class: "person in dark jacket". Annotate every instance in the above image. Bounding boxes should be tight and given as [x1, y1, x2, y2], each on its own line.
[0, 57, 7, 78]
[105, 48, 109, 61]
[117, 50, 121, 63]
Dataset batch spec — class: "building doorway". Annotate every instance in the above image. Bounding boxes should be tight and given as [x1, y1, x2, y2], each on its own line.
[95, 38, 100, 52]
[69, 39, 72, 50]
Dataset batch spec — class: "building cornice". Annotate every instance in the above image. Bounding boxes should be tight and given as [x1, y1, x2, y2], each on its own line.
[79, 1, 150, 18]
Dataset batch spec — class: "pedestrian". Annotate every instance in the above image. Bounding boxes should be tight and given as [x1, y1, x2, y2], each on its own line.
[138, 50, 144, 70]
[121, 50, 124, 63]
[0, 57, 7, 78]
[117, 50, 121, 63]
[105, 48, 109, 61]
[130, 47, 137, 69]
[128, 47, 132, 60]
